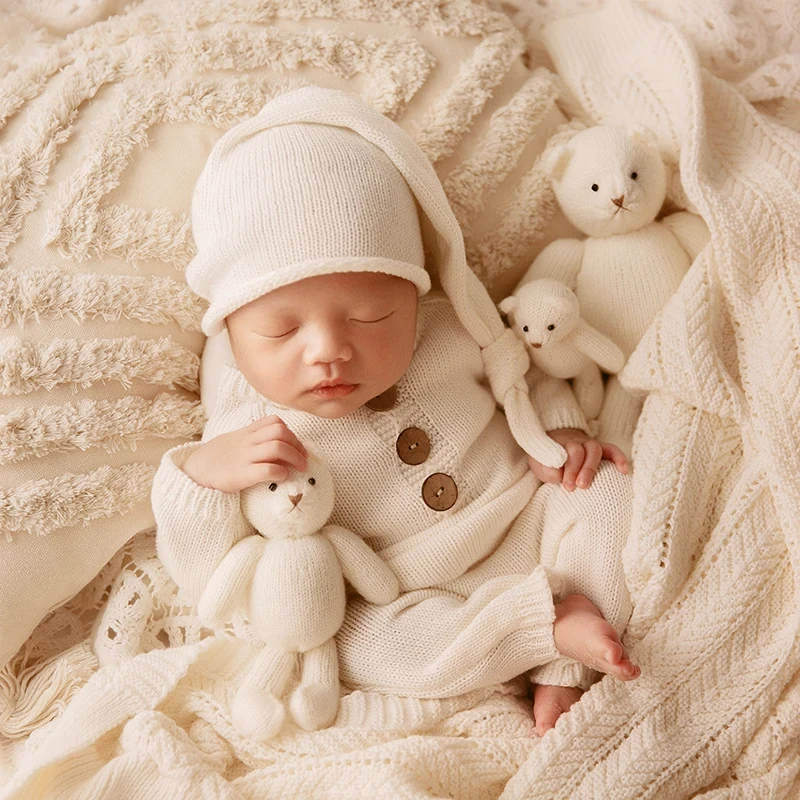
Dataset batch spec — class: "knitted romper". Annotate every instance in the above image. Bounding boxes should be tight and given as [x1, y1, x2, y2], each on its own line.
[153, 291, 633, 696]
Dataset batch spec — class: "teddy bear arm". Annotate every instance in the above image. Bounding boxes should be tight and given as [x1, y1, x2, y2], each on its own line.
[571, 320, 626, 374]
[572, 362, 605, 421]
[196, 535, 265, 624]
[323, 525, 399, 606]
[520, 238, 585, 290]
[660, 211, 710, 262]
[527, 363, 591, 436]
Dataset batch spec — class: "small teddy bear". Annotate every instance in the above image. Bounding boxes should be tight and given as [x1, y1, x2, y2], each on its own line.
[197, 451, 399, 741]
[521, 124, 709, 456]
[500, 278, 624, 420]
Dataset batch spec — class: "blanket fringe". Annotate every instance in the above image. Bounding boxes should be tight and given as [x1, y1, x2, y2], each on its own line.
[0, 640, 97, 739]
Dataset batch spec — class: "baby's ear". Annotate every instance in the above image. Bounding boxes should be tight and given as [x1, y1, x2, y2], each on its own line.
[542, 143, 573, 181]
[499, 296, 519, 315]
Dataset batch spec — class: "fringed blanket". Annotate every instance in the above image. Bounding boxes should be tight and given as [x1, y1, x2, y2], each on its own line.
[2, 0, 800, 797]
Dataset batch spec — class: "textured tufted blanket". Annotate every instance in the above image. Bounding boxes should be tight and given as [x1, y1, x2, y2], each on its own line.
[1, 0, 800, 797]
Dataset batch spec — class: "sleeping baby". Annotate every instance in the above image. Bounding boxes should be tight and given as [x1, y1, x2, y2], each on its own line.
[153, 86, 638, 737]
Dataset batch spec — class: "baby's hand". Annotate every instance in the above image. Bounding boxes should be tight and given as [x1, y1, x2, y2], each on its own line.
[528, 428, 627, 491]
[182, 415, 308, 493]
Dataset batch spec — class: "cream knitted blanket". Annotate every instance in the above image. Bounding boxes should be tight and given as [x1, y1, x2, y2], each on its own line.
[2, 0, 800, 797]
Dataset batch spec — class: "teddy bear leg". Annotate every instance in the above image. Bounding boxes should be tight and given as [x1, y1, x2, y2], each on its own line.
[572, 362, 604, 421]
[597, 376, 643, 460]
[289, 637, 340, 731]
[231, 645, 295, 741]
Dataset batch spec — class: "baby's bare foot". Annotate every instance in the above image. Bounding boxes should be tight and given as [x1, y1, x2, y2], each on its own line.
[532, 684, 583, 737]
[553, 594, 640, 681]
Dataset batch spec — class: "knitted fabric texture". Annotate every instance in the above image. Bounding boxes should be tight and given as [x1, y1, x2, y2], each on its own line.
[188, 112, 429, 336]
[3, 0, 800, 798]
[153, 294, 632, 699]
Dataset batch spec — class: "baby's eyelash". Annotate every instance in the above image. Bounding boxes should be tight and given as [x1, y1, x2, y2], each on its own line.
[351, 311, 394, 324]
[257, 327, 297, 339]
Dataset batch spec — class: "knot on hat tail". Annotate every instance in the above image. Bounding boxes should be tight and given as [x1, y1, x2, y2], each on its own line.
[482, 329, 567, 469]
[482, 328, 530, 399]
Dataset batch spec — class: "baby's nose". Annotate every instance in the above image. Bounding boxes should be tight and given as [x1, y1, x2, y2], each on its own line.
[289, 493, 303, 507]
[305, 330, 353, 365]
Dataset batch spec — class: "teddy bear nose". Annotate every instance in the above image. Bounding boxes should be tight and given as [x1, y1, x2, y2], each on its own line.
[612, 194, 625, 208]
[531, 342, 542, 349]
[289, 493, 303, 507]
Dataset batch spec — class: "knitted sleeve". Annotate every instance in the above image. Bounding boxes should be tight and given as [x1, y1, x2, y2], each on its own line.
[153, 441, 252, 602]
[527, 364, 590, 434]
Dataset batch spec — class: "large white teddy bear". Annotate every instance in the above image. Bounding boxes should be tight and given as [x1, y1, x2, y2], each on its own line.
[520, 124, 709, 456]
[499, 278, 625, 421]
[197, 452, 399, 741]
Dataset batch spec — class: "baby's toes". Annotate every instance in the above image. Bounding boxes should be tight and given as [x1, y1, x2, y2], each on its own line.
[532, 684, 583, 736]
[600, 642, 640, 681]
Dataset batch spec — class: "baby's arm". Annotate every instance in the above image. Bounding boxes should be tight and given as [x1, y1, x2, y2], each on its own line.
[153, 442, 253, 603]
[155, 415, 306, 601]
[324, 525, 399, 606]
[196, 535, 265, 624]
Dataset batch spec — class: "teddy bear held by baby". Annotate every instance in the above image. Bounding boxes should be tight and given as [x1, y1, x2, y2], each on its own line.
[197, 452, 399, 741]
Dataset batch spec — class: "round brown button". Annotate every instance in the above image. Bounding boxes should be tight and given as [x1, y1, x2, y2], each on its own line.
[365, 385, 397, 412]
[396, 427, 431, 465]
[422, 473, 458, 511]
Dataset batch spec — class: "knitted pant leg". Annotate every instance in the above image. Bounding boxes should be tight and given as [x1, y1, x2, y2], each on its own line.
[530, 461, 634, 689]
[336, 568, 558, 698]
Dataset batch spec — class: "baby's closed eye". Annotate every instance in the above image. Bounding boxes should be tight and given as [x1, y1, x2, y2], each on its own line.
[256, 327, 298, 339]
[350, 310, 395, 324]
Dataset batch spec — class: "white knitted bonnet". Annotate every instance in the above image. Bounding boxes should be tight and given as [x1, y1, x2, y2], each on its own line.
[187, 86, 567, 469]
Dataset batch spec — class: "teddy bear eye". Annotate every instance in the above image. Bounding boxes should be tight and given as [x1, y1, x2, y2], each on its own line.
[269, 483, 277, 492]
[591, 184, 599, 192]
[631, 171, 638, 180]
[522, 325, 529, 332]
[308, 477, 316, 486]
[547, 324, 555, 331]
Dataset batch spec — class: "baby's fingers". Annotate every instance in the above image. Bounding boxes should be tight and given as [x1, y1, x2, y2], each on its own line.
[561, 442, 586, 492]
[249, 462, 289, 487]
[528, 456, 564, 485]
[601, 442, 629, 475]
[251, 418, 308, 461]
[576, 440, 603, 490]
[253, 440, 307, 473]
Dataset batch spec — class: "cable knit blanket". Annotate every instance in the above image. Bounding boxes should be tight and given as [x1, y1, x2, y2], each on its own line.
[2, 0, 800, 797]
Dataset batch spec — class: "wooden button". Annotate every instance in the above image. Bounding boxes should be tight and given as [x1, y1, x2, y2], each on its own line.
[396, 427, 430, 465]
[365, 385, 397, 411]
[422, 473, 458, 511]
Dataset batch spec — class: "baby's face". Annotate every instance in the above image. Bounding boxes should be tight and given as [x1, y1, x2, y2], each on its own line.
[226, 272, 419, 418]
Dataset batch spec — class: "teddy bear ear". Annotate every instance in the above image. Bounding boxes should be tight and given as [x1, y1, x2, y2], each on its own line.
[628, 124, 659, 147]
[541, 143, 573, 181]
[302, 442, 325, 467]
[498, 296, 519, 315]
